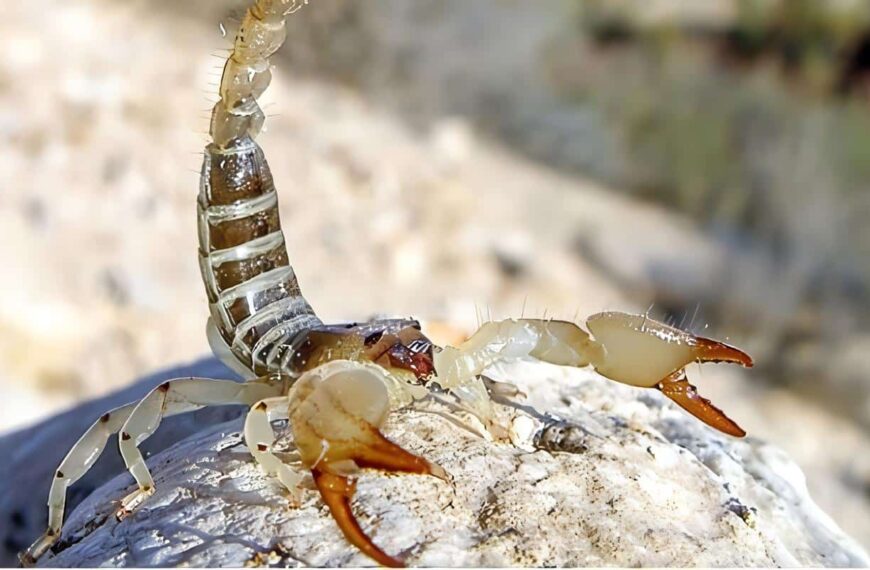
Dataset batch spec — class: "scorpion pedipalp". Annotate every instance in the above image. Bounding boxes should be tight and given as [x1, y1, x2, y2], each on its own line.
[432, 312, 752, 438]
[289, 360, 447, 568]
[585, 311, 753, 436]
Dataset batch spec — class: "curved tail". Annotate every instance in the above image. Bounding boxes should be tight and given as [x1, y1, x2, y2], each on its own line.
[198, 0, 320, 377]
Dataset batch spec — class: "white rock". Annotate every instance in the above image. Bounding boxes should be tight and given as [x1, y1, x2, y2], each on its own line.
[0, 358, 245, 566]
[27, 360, 869, 567]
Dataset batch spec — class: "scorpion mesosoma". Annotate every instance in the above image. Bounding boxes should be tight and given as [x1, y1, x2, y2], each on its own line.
[23, 1, 754, 567]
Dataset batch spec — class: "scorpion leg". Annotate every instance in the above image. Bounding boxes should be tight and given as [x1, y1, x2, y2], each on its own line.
[21, 402, 137, 565]
[117, 377, 282, 516]
[289, 360, 447, 568]
[244, 396, 307, 502]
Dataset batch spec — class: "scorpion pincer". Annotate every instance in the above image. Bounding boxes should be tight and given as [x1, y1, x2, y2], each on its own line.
[22, 0, 754, 567]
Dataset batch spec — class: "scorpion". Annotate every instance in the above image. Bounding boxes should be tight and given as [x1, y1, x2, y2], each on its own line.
[22, 1, 754, 567]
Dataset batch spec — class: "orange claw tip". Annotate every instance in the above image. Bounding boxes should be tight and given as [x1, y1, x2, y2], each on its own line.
[350, 429, 441, 478]
[693, 336, 754, 368]
[313, 470, 406, 568]
[658, 375, 747, 438]
[427, 461, 450, 483]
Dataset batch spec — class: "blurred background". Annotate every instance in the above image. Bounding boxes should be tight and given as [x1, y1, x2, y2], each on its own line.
[1, 0, 868, 551]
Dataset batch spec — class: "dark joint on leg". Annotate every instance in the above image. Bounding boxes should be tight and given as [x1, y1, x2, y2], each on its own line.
[257, 443, 268, 452]
[121, 432, 131, 441]
[56, 470, 64, 478]
[158, 382, 170, 393]
[256, 401, 267, 411]
[100, 413, 110, 423]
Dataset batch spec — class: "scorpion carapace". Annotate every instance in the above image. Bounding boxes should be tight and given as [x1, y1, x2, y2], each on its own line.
[289, 320, 436, 380]
[22, 0, 754, 567]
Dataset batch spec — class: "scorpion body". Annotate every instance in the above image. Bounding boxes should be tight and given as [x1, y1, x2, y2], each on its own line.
[23, 1, 755, 567]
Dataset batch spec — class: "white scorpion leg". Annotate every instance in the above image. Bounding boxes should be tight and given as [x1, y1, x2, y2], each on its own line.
[244, 396, 306, 503]
[117, 377, 282, 516]
[434, 313, 753, 437]
[21, 402, 138, 565]
[23, 376, 280, 564]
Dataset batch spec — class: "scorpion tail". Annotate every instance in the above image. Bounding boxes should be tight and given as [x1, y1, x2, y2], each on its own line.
[198, 0, 320, 377]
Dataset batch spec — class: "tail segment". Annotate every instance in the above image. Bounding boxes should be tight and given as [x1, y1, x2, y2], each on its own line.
[210, 0, 308, 148]
[198, 0, 319, 376]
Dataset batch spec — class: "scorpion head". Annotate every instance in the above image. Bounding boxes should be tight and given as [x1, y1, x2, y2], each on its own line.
[289, 319, 436, 382]
[361, 324, 436, 382]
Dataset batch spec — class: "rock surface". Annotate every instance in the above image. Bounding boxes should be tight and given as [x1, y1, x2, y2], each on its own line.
[0, 358, 244, 566]
[22, 359, 870, 567]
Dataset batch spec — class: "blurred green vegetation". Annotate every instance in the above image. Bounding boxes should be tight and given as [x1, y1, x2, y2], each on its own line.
[569, 0, 870, 314]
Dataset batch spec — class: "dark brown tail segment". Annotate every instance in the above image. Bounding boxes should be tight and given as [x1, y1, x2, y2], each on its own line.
[198, 138, 320, 374]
